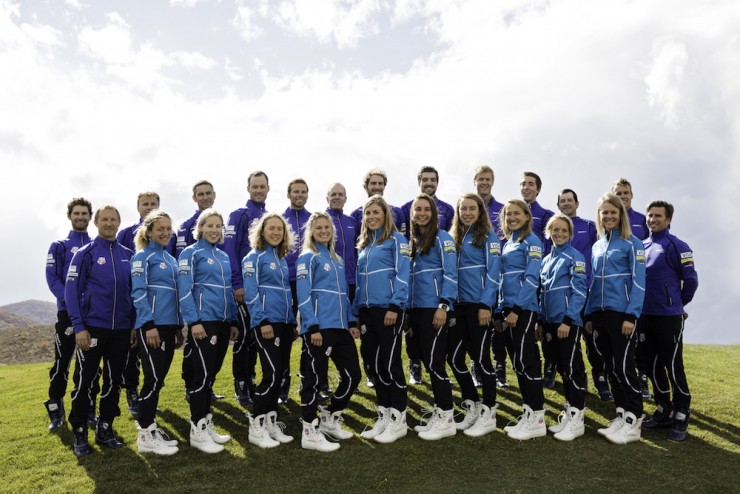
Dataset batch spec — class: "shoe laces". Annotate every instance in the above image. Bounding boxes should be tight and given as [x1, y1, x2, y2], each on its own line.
[506, 413, 525, 429]
[156, 427, 172, 441]
[419, 406, 436, 425]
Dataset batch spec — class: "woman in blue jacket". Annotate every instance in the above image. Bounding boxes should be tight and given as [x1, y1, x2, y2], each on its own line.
[539, 214, 588, 441]
[178, 208, 238, 453]
[297, 212, 361, 452]
[242, 212, 296, 448]
[585, 193, 646, 445]
[449, 193, 501, 437]
[497, 199, 546, 440]
[407, 194, 458, 441]
[353, 195, 410, 444]
[131, 210, 182, 455]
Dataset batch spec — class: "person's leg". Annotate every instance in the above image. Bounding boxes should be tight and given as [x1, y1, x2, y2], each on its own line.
[231, 306, 251, 403]
[48, 311, 76, 401]
[328, 330, 362, 412]
[446, 306, 478, 403]
[251, 324, 283, 417]
[557, 325, 587, 410]
[511, 311, 544, 410]
[188, 324, 219, 423]
[415, 309, 453, 411]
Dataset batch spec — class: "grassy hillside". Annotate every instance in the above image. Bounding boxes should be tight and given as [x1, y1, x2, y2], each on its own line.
[0, 344, 737, 494]
[0, 300, 57, 325]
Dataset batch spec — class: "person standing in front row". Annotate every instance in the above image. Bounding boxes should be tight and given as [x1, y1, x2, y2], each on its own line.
[498, 199, 547, 441]
[65, 206, 134, 457]
[638, 201, 698, 442]
[407, 194, 458, 441]
[242, 213, 297, 449]
[131, 210, 182, 456]
[585, 193, 646, 445]
[539, 214, 588, 442]
[178, 208, 238, 453]
[296, 212, 361, 452]
[353, 195, 411, 444]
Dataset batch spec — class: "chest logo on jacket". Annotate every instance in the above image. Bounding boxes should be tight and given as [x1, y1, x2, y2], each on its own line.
[97, 257, 106, 265]
[207, 258, 214, 265]
[159, 262, 167, 269]
[71, 247, 79, 254]
[323, 264, 331, 271]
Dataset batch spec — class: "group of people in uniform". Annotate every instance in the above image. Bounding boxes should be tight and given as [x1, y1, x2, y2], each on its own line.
[43, 165, 698, 456]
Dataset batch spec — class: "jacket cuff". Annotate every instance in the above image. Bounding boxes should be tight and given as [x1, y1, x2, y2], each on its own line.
[512, 305, 522, 316]
[624, 314, 637, 325]
[142, 320, 156, 331]
[439, 298, 451, 306]
[477, 303, 492, 312]
[562, 316, 574, 327]
[349, 321, 357, 329]
[308, 324, 320, 335]
[388, 304, 401, 315]
[258, 318, 270, 328]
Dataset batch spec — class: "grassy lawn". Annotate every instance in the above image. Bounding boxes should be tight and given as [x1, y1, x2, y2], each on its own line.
[1, 343, 737, 493]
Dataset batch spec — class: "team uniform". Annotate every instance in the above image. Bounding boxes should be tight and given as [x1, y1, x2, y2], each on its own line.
[224, 199, 266, 404]
[585, 228, 646, 444]
[638, 228, 698, 441]
[628, 209, 649, 240]
[353, 227, 411, 442]
[65, 236, 134, 455]
[167, 210, 200, 258]
[44, 229, 97, 428]
[528, 201, 555, 255]
[326, 208, 358, 301]
[450, 227, 501, 436]
[351, 204, 405, 235]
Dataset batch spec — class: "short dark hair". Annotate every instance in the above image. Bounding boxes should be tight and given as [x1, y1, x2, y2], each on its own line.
[67, 197, 92, 217]
[522, 171, 542, 191]
[287, 178, 308, 194]
[558, 188, 579, 204]
[647, 200, 674, 220]
[417, 166, 439, 183]
[248, 171, 269, 186]
[192, 180, 214, 195]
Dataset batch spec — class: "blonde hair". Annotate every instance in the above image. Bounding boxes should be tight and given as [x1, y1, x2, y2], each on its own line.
[356, 195, 396, 250]
[303, 212, 340, 261]
[194, 208, 225, 243]
[595, 193, 632, 240]
[499, 199, 532, 242]
[248, 212, 295, 259]
[134, 210, 172, 251]
[544, 213, 574, 240]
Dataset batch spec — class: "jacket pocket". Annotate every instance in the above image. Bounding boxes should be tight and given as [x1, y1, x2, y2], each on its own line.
[388, 276, 394, 298]
[198, 289, 203, 312]
[152, 293, 157, 315]
[624, 280, 630, 303]
[433, 276, 440, 297]
[664, 283, 672, 306]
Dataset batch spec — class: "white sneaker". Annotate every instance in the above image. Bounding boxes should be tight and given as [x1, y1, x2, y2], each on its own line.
[319, 406, 353, 440]
[413, 407, 437, 433]
[464, 404, 498, 437]
[360, 406, 388, 440]
[554, 407, 585, 442]
[548, 403, 571, 434]
[137, 422, 178, 455]
[375, 408, 408, 444]
[302, 419, 340, 452]
[266, 411, 294, 444]
[507, 408, 546, 440]
[455, 400, 479, 431]
[248, 414, 281, 448]
[504, 405, 531, 433]
[418, 408, 456, 441]
[190, 419, 224, 453]
[205, 413, 231, 444]
[606, 411, 643, 444]
[597, 407, 625, 437]
[135, 420, 178, 447]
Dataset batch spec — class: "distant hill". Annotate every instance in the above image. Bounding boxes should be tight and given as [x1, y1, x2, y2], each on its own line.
[0, 308, 40, 331]
[0, 300, 57, 326]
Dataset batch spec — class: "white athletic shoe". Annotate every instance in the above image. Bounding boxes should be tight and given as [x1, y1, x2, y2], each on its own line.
[375, 408, 407, 444]
[360, 406, 388, 440]
[606, 411, 644, 444]
[248, 413, 280, 448]
[548, 403, 571, 434]
[137, 422, 178, 455]
[302, 419, 340, 452]
[418, 408, 456, 441]
[135, 420, 178, 447]
[265, 411, 294, 444]
[504, 405, 531, 433]
[413, 407, 438, 433]
[190, 419, 224, 454]
[464, 403, 498, 437]
[319, 406, 353, 440]
[507, 407, 546, 440]
[554, 407, 585, 442]
[205, 413, 231, 444]
[455, 400, 480, 431]
[597, 407, 625, 437]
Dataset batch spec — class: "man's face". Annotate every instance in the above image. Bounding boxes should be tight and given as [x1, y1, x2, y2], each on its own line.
[519, 176, 539, 204]
[557, 192, 579, 217]
[68, 205, 91, 232]
[327, 184, 347, 211]
[647, 206, 671, 233]
[613, 184, 633, 210]
[137, 195, 159, 219]
[192, 184, 216, 211]
[474, 171, 493, 197]
[364, 174, 386, 197]
[419, 171, 438, 196]
[248, 175, 269, 203]
[95, 209, 120, 241]
[288, 183, 308, 209]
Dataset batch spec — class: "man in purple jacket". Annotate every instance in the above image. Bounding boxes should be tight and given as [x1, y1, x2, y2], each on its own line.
[638, 201, 698, 442]
[351, 168, 405, 233]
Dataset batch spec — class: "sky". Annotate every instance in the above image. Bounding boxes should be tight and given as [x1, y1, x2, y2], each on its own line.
[1, 0, 738, 344]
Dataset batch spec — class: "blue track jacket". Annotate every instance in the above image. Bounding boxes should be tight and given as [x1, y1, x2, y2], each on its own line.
[242, 247, 296, 327]
[539, 243, 588, 327]
[46, 230, 91, 311]
[409, 230, 458, 309]
[498, 230, 543, 314]
[353, 228, 411, 314]
[456, 227, 501, 309]
[131, 242, 182, 330]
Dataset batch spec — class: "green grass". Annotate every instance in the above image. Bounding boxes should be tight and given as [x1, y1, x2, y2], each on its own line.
[1, 343, 738, 494]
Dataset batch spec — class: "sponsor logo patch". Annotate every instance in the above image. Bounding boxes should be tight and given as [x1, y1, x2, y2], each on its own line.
[132, 261, 143, 268]
[574, 261, 586, 273]
[489, 242, 501, 255]
[97, 257, 106, 265]
[207, 258, 214, 265]
[323, 263, 331, 271]
[65, 327, 74, 336]
[210, 335, 217, 345]
[269, 262, 277, 270]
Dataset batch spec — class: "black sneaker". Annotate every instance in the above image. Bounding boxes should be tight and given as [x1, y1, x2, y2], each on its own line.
[95, 421, 124, 449]
[409, 360, 423, 385]
[643, 405, 675, 429]
[495, 362, 508, 388]
[235, 381, 252, 407]
[668, 410, 690, 442]
[594, 373, 614, 401]
[73, 426, 92, 457]
[543, 361, 556, 389]
[640, 372, 652, 400]
[125, 388, 139, 416]
[44, 399, 65, 431]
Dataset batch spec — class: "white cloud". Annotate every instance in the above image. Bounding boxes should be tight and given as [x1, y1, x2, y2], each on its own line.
[645, 39, 688, 128]
[77, 12, 134, 64]
[169, 0, 206, 7]
[64, 0, 85, 10]
[232, 3, 263, 41]
[170, 50, 216, 70]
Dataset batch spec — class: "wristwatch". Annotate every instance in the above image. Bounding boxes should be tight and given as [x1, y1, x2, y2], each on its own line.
[437, 303, 450, 312]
